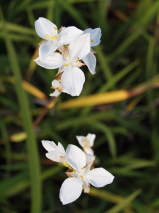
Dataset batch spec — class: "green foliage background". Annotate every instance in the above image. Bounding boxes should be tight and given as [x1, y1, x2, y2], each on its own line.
[0, 0, 159, 212]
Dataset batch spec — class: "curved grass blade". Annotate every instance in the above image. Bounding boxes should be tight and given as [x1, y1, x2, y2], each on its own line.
[1, 11, 42, 213]
[105, 189, 141, 213]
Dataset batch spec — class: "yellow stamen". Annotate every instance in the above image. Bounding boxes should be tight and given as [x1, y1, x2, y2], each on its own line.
[54, 27, 57, 30]
[90, 39, 94, 43]
[65, 51, 69, 57]
[80, 175, 84, 180]
[64, 63, 70, 66]
[50, 35, 58, 40]
[63, 161, 72, 169]
[51, 86, 56, 89]
[45, 34, 50, 38]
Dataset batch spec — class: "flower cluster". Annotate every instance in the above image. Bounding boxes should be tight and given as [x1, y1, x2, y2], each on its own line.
[36, 18, 114, 205]
[42, 134, 114, 205]
[34, 17, 101, 97]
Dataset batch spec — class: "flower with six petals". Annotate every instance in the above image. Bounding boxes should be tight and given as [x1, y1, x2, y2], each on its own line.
[60, 145, 114, 205]
[34, 17, 102, 96]
[35, 33, 91, 96]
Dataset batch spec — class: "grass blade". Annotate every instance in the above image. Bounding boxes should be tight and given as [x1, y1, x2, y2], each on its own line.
[2, 12, 42, 213]
[105, 189, 141, 213]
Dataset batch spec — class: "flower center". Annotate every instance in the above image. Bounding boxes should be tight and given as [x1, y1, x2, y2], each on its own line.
[64, 57, 79, 67]
[63, 50, 82, 67]
[82, 138, 90, 148]
[76, 168, 87, 181]
[79, 174, 85, 180]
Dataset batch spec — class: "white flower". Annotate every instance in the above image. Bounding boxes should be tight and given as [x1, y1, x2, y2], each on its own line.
[35, 33, 91, 96]
[50, 79, 69, 97]
[82, 28, 101, 75]
[42, 140, 66, 163]
[60, 145, 114, 205]
[35, 17, 83, 59]
[76, 133, 96, 155]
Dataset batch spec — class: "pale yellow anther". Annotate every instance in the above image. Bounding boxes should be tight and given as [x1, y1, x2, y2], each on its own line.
[45, 34, 50, 38]
[64, 63, 70, 66]
[54, 27, 57, 30]
[90, 39, 94, 43]
[51, 86, 56, 89]
[50, 35, 58, 40]
[65, 52, 69, 57]
[80, 175, 84, 180]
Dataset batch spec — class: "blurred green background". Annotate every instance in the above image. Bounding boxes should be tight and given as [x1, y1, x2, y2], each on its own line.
[1, 0, 159, 212]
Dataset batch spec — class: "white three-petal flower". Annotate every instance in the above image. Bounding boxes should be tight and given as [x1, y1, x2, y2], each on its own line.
[76, 133, 96, 155]
[35, 33, 91, 96]
[60, 145, 114, 205]
[35, 17, 83, 59]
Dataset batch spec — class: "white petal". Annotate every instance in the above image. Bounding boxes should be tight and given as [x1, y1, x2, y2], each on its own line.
[60, 177, 83, 205]
[51, 79, 61, 88]
[46, 142, 65, 163]
[50, 80, 61, 97]
[46, 151, 63, 163]
[76, 136, 85, 147]
[34, 53, 64, 69]
[86, 133, 96, 147]
[86, 154, 95, 165]
[84, 28, 101, 47]
[35, 17, 57, 40]
[50, 90, 61, 97]
[83, 28, 92, 34]
[41, 140, 57, 152]
[66, 144, 86, 171]
[59, 26, 83, 45]
[82, 52, 96, 75]
[84, 147, 94, 155]
[58, 26, 66, 34]
[90, 28, 102, 46]
[57, 142, 65, 156]
[68, 33, 91, 59]
[39, 42, 58, 59]
[50, 80, 69, 96]
[86, 168, 114, 187]
[61, 66, 85, 96]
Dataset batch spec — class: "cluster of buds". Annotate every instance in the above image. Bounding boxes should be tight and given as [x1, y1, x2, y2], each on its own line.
[42, 134, 114, 205]
[34, 17, 101, 96]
